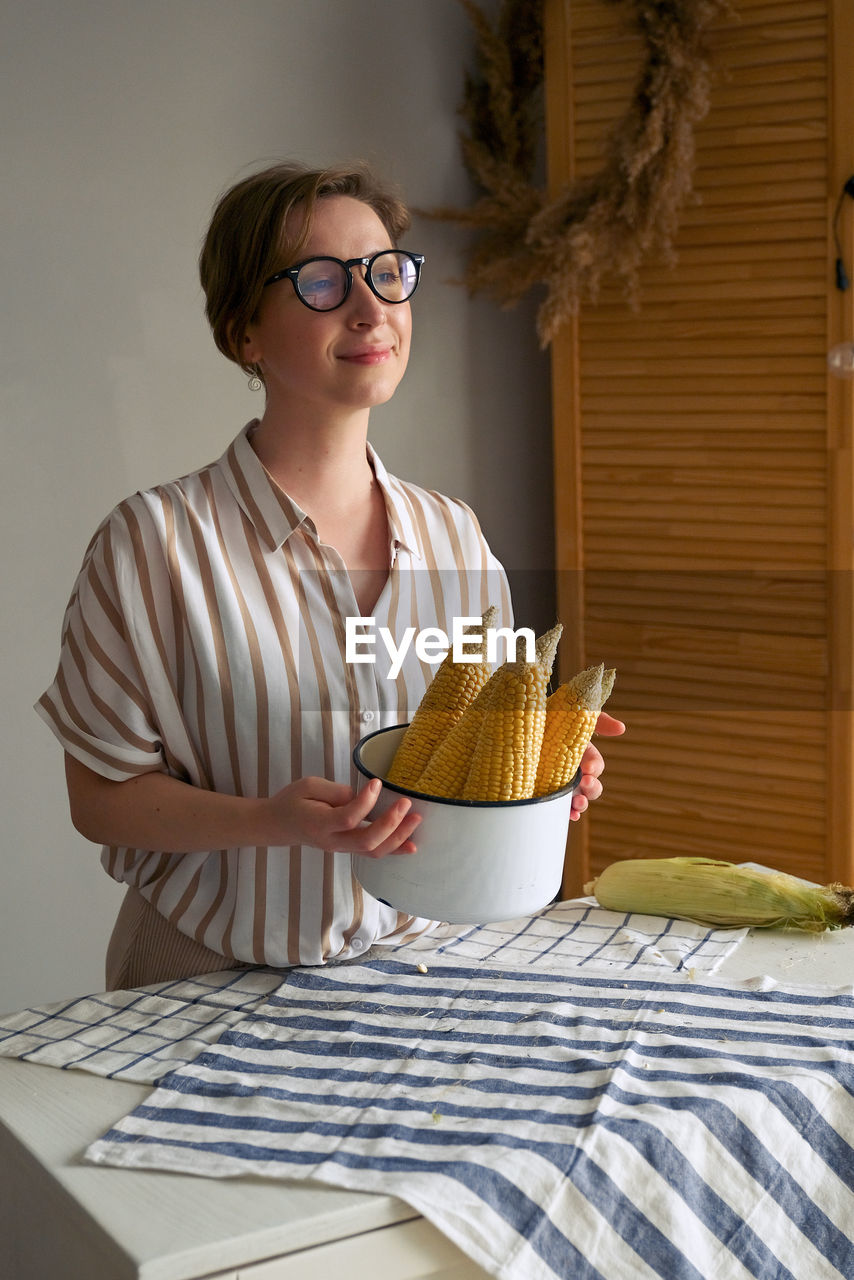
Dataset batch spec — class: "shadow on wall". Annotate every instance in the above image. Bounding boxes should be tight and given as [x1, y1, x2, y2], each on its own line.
[465, 292, 556, 637]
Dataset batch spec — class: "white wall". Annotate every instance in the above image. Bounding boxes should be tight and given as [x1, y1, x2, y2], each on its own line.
[0, 0, 554, 1013]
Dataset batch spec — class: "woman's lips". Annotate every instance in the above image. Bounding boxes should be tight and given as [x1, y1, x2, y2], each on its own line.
[339, 346, 393, 365]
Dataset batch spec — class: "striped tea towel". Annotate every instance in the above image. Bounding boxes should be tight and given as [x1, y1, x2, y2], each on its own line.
[0, 968, 284, 1082]
[0, 903, 747, 1085]
[381, 897, 747, 974]
[85, 957, 854, 1280]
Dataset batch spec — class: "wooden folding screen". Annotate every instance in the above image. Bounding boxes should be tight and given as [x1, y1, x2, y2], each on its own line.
[544, 0, 854, 894]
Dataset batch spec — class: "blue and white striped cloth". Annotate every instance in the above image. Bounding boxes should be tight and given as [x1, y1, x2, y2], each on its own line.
[0, 900, 744, 1084]
[85, 956, 854, 1280]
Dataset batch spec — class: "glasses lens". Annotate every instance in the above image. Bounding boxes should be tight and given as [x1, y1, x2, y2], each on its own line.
[295, 259, 349, 311]
[369, 252, 418, 303]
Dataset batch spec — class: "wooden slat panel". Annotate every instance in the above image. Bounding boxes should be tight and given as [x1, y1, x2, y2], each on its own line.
[581, 308, 826, 332]
[825, 0, 854, 881]
[721, 0, 826, 25]
[584, 582, 828, 634]
[583, 550, 822, 573]
[582, 392, 823, 412]
[545, 0, 850, 894]
[582, 434, 825, 452]
[695, 139, 826, 166]
[582, 337, 828, 355]
[583, 355, 822, 376]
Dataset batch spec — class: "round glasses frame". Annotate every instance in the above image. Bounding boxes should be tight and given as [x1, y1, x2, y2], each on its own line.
[262, 250, 425, 312]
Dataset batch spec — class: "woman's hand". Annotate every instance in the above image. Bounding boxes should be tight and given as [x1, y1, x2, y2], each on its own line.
[265, 776, 420, 858]
[569, 711, 625, 822]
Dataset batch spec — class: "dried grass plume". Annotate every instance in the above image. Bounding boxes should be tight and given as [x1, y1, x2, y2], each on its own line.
[432, 0, 730, 346]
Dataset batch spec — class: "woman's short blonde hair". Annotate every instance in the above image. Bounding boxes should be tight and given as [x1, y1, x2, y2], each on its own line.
[199, 161, 412, 378]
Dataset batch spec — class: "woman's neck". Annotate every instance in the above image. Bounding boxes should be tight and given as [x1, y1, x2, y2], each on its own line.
[249, 407, 375, 520]
[249, 405, 391, 608]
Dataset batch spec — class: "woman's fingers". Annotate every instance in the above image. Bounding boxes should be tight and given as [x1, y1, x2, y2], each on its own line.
[569, 793, 589, 821]
[579, 741, 605, 779]
[595, 711, 626, 737]
[352, 802, 423, 858]
[567, 736, 610, 821]
[326, 782, 422, 857]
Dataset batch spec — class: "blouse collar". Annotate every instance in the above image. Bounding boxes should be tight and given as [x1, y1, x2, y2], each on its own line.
[218, 421, 424, 561]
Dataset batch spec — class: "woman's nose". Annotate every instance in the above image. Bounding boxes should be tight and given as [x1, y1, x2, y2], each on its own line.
[347, 268, 387, 324]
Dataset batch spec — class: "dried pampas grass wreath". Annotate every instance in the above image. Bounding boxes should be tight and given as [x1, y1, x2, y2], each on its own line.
[432, 0, 729, 346]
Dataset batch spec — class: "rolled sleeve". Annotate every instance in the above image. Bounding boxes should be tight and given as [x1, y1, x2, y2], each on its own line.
[35, 513, 166, 781]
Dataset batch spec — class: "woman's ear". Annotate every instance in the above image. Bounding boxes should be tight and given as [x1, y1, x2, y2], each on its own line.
[225, 316, 262, 368]
[241, 329, 262, 367]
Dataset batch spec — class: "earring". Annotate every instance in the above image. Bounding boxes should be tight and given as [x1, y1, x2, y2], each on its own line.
[248, 373, 263, 392]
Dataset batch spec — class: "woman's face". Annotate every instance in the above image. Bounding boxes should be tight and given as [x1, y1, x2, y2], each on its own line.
[243, 195, 412, 423]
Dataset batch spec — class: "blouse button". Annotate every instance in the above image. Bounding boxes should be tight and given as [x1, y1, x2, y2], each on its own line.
[360, 709, 375, 724]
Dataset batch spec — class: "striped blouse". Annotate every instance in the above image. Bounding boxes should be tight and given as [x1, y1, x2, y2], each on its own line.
[36, 422, 513, 967]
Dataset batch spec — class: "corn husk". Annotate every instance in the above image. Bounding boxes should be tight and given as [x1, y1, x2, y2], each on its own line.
[584, 856, 854, 933]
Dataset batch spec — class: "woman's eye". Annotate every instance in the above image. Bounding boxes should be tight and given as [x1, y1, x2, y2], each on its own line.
[309, 277, 337, 294]
[298, 263, 345, 305]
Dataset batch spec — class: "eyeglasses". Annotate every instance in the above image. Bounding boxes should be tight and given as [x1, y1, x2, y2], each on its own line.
[263, 250, 425, 312]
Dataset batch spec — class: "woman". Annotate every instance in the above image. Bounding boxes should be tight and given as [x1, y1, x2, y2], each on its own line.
[36, 161, 623, 989]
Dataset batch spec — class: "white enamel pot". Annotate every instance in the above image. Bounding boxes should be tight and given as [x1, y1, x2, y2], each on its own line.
[352, 724, 579, 925]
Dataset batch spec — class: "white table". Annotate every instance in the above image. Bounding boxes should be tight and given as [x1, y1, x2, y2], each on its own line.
[2, 927, 853, 1280]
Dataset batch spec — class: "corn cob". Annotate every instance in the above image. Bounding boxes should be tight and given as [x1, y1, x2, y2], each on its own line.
[459, 623, 563, 802]
[385, 606, 496, 788]
[585, 856, 854, 932]
[412, 623, 562, 801]
[533, 663, 614, 797]
[409, 674, 493, 798]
